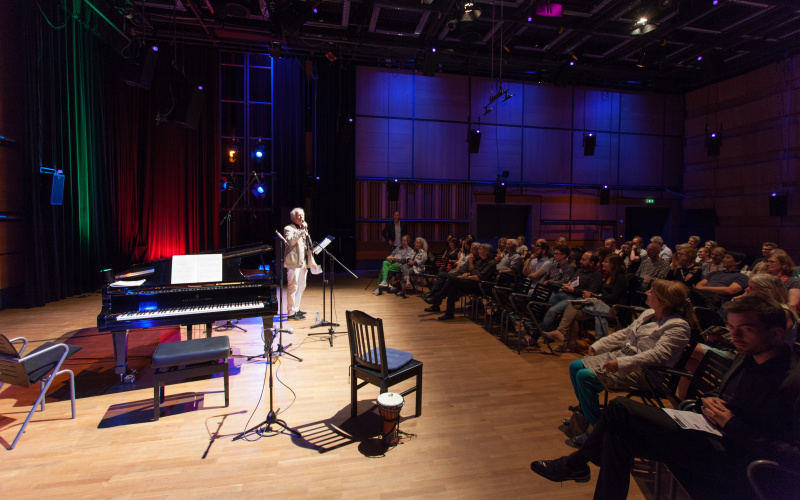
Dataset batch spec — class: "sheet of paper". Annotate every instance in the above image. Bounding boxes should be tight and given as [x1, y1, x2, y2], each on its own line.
[313, 235, 335, 255]
[170, 254, 222, 284]
[662, 408, 722, 436]
[110, 279, 146, 287]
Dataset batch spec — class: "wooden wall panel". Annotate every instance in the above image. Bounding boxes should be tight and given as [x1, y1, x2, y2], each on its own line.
[412, 121, 469, 179]
[468, 125, 523, 182]
[521, 128, 571, 184]
[413, 74, 469, 122]
[522, 85, 573, 129]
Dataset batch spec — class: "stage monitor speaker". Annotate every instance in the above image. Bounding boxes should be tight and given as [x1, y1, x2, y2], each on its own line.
[120, 48, 159, 90]
[467, 129, 481, 153]
[51, 173, 65, 205]
[173, 86, 205, 129]
[770, 194, 787, 216]
[600, 186, 610, 205]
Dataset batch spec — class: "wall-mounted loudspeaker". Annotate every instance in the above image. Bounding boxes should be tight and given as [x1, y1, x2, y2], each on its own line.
[769, 194, 787, 216]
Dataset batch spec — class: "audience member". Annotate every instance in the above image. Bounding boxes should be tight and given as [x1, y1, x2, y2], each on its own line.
[666, 244, 702, 288]
[373, 235, 414, 295]
[757, 249, 800, 309]
[687, 235, 702, 250]
[397, 237, 429, 297]
[542, 245, 576, 289]
[497, 238, 523, 274]
[522, 242, 552, 285]
[692, 250, 749, 309]
[540, 252, 603, 337]
[530, 296, 800, 500]
[381, 211, 406, 250]
[635, 243, 670, 289]
[441, 237, 460, 271]
[696, 246, 711, 266]
[517, 236, 528, 256]
[701, 246, 726, 278]
[426, 243, 498, 321]
[604, 238, 622, 256]
[424, 242, 479, 302]
[750, 241, 778, 271]
[651, 235, 672, 262]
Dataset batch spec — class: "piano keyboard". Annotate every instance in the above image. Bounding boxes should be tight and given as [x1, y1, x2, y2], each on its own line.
[116, 301, 265, 321]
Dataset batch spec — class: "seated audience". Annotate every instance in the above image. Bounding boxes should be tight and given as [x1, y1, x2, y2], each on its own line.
[604, 238, 621, 256]
[424, 242, 479, 300]
[569, 246, 585, 267]
[539, 252, 603, 338]
[704, 239, 718, 252]
[750, 241, 777, 271]
[543, 254, 629, 352]
[542, 245, 576, 289]
[517, 235, 528, 256]
[456, 237, 474, 269]
[635, 243, 670, 289]
[530, 296, 800, 500]
[651, 235, 672, 262]
[424, 243, 497, 320]
[397, 237, 429, 297]
[757, 249, 800, 309]
[701, 245, 726, 278]
[692, 250, 749, 309]
[665, 244, 702, 288]
[495, 237, 508, 262]
[497, 238, 523, 274]
[441, 237, 460, 271]
[522, 242, 552, 285]
[373, 235, 414, 295]
[687, 235, 702, 250]
[696, 245, 711, 266]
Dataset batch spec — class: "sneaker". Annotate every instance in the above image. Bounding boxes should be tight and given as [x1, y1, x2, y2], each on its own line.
[543, 330, 566, 342]
[373, 288, 382, 296]
[388, 286, 397, 293]
[378, 280, 389, 288]
[530, 457, 591, 483]
[424, 305, 441, 313]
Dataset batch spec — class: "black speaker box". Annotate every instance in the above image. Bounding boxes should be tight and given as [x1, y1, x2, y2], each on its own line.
[467, 130, 481, 153]
[423, 53, 438, 77]
[387, 181, 400, 202]
[583, 135, 596, 156]
[173, 86, 205, 129]
[770, 194, 788, 216]
[120, 48, 159, 90]
[600, 187, 610, 205]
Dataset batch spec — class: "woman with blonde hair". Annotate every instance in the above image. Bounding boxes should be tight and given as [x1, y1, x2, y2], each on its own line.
[397, 237, 429, 297]
[757, 249, 800, 309]
[563, 280, 694, 445]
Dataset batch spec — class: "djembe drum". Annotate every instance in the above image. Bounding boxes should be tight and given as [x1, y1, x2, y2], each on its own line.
[376, 392, 404, 446]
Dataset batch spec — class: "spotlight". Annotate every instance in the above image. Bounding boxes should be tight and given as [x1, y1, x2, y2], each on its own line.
[253, 142, 265, 159]
[228, 144, 238, 163]
[251, 182, 267, 199]
[583, 133, 596, 156]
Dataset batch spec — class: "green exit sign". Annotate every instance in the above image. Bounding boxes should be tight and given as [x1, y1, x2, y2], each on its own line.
[645, 198, 655, 204]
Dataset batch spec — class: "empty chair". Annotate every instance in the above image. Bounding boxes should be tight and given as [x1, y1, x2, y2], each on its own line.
[0, 334, 82, 450]
[346, 310, 422, 418]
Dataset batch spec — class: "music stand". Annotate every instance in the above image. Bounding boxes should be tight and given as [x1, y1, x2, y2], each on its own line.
[309, 236, 357, 346]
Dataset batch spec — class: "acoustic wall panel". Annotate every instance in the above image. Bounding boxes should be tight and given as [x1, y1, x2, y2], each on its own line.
[468, 125, 523, 182]
[522, 85, 573, 128]
[412, 121, 469, 180]
[355, 118, 414, 178]
[355, 68, 415, 118]
[575, 89, 620, 134]
[521, 128, 571, 184]
[662, 136, 684, 188]
[413, 73, 469, 122]
[620, 93, 666, 135]
[617, 134, 666, 186]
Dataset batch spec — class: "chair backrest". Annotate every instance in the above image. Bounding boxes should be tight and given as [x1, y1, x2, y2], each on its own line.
[0, 334, 21, 358]
[513, 277, 533, 294]
[684, 350, 734, 401]
[346, 310, 389, 378]
[530, 283, 553, 304]
[747, 460, 800, 500]
[496, 272, 516, 288]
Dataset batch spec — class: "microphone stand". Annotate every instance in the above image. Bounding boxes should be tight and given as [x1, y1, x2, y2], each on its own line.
[233, 323, 301, 440]
[309, 241, 357, 346]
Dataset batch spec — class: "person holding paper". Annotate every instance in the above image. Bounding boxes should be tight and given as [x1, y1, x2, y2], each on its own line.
[530, 295, 800, 500]
[284, 207, 317, 320]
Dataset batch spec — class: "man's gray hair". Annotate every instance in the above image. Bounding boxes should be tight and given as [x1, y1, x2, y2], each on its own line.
[480, 243, 494, 253]
[650, 235, 664, 245]
[507, 239, 518, 249]
[290, 207, 305, 219]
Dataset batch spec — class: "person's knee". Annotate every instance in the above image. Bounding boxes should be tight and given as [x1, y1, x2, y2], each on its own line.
[575, 369, 599, 389]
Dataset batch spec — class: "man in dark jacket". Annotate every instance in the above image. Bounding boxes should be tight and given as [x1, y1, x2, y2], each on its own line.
[381, 211, 407, 250]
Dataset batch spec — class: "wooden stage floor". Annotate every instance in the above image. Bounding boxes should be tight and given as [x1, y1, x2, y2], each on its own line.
[0, 276, 647, 499]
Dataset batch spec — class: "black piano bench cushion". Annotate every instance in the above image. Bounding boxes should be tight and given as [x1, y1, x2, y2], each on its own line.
[152, 336, 231, 369]
[361, 348, 414, 372]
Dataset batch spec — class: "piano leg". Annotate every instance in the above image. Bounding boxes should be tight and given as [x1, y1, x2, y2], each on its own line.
[112, 330, 137, 383]
[206, 324, 212, 338]
[187, 324, 193, 340]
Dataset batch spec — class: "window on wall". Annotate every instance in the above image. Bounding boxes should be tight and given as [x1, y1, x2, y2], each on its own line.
[219, 52, 274, 247]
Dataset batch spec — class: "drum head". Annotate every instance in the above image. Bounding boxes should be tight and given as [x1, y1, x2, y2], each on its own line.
[376, 392, 404, 407]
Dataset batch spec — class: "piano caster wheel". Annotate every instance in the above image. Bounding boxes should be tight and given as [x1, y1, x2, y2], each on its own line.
[123, 370, 138, 384]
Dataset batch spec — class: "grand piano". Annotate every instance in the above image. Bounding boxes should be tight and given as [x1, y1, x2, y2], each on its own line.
[98, 244, 277, 382]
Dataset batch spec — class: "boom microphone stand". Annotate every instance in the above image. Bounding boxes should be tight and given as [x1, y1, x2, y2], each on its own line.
[273, 231, 301, 362]
[309, 237, 357, 346]
[233, 325, 301, 440]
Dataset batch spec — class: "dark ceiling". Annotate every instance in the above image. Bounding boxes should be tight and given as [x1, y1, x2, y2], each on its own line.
[106, 0, 800, 92]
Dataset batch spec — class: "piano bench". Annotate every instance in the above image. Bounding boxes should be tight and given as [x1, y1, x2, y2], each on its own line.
[151, 336, 231, 421]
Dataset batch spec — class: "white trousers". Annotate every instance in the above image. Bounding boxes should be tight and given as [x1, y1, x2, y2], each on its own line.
[286, 266, 308, 315]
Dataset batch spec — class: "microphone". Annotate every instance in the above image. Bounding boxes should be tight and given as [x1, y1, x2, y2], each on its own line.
[270, 326, 294, 334]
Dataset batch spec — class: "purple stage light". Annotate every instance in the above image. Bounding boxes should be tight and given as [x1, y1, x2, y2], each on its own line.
[569, 61, 575, 66]
[711, 133, 716, 138]
[152, 46, 159, 52]
[603, 185, 608, 189]
[198, 85, 203, 90]
[697, 56, 703, 61]
[432, 48, 436, 53]
[313, 8, 318, 13]
[772, 192, 777, 197]
[348, 118, 353, 122]
[527, 16, 532, 22]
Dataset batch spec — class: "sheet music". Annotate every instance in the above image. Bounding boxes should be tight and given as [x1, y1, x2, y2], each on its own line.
[171, 254, 223, 284]
[110, 279, 146, 287]
[313, 235, 335, 255]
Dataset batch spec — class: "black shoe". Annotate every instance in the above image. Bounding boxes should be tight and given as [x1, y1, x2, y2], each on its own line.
[298, 311, 306, 315]
[421, 292, 431, 300]
[424, 305, 441, 313]
[530, 457, 590, 483]
[438, 313, 454, 321]
[422, 296, 435, 304]
[568, 405, 583, 414]
[287, 312, 305, 320]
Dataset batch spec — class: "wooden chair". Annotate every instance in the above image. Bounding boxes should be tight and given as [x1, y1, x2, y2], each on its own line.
[0, 334, 82, 450]
[346, 310, 422, 418]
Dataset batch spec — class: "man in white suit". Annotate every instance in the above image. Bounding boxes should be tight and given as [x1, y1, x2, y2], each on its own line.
[284, 207, 317, 320]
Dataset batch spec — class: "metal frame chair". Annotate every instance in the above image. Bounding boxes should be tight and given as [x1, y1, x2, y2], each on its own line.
[0, 334, 82, 450]
[346, 310, 422, 418]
